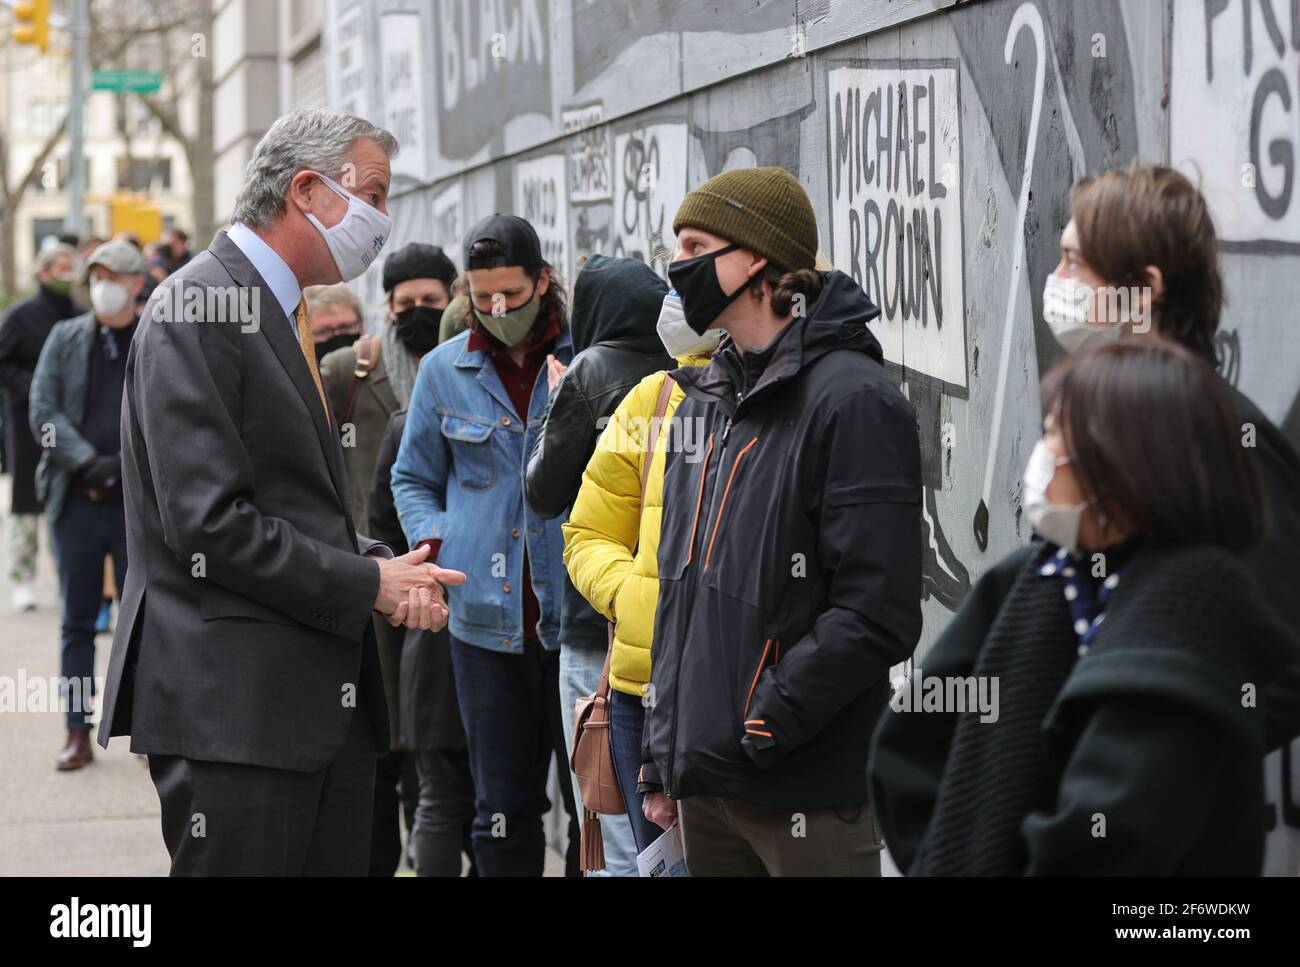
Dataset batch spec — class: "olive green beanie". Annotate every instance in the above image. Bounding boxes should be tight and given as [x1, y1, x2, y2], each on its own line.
[672, 166, 818, 272]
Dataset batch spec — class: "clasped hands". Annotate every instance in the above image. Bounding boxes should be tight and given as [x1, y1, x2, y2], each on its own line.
[373, 543, 466, 631]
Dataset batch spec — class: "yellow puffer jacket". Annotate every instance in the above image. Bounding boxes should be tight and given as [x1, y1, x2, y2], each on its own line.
[563, 354, 709, 696]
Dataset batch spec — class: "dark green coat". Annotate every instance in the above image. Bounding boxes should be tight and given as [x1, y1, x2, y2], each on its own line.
[869, 542, 1290, 876]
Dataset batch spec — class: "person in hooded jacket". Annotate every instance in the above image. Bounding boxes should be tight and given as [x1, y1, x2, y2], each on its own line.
[562, 287, 717, 855]
[524, 254, 672, 874]
[639, 167, 923, 875]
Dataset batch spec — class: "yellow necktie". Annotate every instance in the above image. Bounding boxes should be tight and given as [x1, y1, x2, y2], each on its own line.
[294, 298, 332, 427]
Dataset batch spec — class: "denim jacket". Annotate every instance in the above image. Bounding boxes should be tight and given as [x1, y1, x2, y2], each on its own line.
[392, 327, 573, 653]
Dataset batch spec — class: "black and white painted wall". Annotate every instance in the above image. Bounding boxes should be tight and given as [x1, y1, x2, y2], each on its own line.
[323, 0, 1300, 874]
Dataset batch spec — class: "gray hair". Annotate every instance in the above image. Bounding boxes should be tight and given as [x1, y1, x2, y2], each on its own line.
[232, 109, 399, 229]
[303, 283, 365, 325]
[35, 244, 76, 273]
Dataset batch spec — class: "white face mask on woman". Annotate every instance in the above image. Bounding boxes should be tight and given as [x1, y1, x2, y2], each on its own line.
[305, 172, 391, 282]
[1042, 272, 1121, 354]
[1022, 438, 1094, 555]
[656, 289, 722, 358]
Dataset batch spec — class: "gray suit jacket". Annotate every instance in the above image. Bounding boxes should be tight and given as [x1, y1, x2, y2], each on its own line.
[97, 230, 392, 769]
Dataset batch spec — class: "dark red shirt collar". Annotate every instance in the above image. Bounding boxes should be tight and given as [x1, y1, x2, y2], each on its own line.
[467, 312, 562, 359]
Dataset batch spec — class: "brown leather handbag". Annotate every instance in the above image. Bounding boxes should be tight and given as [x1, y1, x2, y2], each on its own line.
[571, 372, 674, 872]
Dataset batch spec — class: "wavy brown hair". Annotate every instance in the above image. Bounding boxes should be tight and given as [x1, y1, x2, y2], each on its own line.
[1070, 164, 1223, 359]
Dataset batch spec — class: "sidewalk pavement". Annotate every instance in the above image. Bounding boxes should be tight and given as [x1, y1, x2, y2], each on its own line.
[0, 508, 168, 875]
[0, 490, 564, 876]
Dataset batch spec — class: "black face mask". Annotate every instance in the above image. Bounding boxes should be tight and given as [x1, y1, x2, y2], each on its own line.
[667, 243, 758, 335]
[393, 305, 443, 355]
[315, 331, 359, 363]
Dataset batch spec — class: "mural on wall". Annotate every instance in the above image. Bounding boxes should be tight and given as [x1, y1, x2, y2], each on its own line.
[1171, 0, 1300, 253]
[569, 0, 793, 91]
[513, 154, 571, 273]
[828, 61, 968, 392]
[609, 121, 689, 275]
[334, 0, 1300, 871]
[434, 0, 552, 161]
[827, 58, 972, 609]
[332, 2, 369, 119]
[428, 180, 463, 258]
[1170, 0, 1300, 440]
[380, 11, 427, 181]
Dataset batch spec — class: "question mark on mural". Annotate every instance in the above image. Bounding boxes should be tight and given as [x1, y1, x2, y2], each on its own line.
[975, 1, 1046, 553]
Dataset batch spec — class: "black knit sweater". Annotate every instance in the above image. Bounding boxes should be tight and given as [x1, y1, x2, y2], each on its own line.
[871, 541, 1291, 876]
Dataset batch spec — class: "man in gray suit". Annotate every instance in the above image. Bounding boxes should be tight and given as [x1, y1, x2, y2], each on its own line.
[97, 109, 464, 875]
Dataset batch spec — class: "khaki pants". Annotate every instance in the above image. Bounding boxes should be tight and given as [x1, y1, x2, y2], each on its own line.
[677, 796, 882, 876]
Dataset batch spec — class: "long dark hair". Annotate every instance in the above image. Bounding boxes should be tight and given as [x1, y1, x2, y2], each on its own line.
[1039, 339, 1264, 550]
[465, 239, 567, 350]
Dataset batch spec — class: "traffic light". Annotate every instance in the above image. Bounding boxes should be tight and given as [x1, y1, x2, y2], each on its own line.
[12, 0, 51, 53]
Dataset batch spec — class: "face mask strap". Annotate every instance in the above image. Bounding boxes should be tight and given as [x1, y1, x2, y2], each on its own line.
[312, 171, 349, 203]
[675, 242, 739, 267]
[704, 244, 762, 311]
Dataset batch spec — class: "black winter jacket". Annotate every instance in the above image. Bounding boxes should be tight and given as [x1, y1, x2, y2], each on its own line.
[643, 270, 923, 807]
[1228, 386, 1300, 750]
[370, 409, 465, 753]
[0, 285, 78, 513]
[525, 254, 672, 650]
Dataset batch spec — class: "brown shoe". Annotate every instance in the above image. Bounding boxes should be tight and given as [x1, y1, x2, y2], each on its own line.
[56, 730, 94, 771]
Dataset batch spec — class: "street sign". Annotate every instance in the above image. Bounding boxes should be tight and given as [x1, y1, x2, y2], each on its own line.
[91, 70, 163, 94]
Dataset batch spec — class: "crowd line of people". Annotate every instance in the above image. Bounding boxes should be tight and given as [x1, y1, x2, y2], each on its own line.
[3, 107, 1297, 876]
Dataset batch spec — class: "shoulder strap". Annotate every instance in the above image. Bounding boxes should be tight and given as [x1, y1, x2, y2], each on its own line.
[601, 373, 676, 695]
[640, 372, 675, 511]
[340, 335, 379, 427]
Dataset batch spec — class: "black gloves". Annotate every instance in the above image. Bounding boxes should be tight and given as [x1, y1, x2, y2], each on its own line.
[77, 454, 121, 493]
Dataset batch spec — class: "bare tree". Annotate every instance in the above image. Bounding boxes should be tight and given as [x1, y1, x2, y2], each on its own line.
[1, 1, 205, 295]
[0, 116, 70, 298]
[91, 0, 216, 242]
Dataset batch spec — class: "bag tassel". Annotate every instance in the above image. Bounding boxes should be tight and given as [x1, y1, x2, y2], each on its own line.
[581, 807, 606, 873]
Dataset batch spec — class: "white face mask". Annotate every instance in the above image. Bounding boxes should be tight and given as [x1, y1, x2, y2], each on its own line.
[90, 279, 130, 317]
[305, 172, 391, 282]
[1022, 438, 1093, 555]
[656, 289, 722, 358]
[1043, 272, 1121, 354]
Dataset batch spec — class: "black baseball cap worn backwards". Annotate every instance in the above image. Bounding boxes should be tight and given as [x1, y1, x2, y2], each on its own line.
[463, 213, 543, 270]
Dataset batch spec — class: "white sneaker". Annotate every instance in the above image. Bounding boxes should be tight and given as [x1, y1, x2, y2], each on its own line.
[11, 584, 35, 613]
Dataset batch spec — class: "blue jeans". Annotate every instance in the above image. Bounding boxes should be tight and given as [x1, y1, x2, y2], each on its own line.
[610, 687, 664, 854]
[50, 494, 126, 731]
[558, 643, 639, 876]
[451, 634, 568, 876]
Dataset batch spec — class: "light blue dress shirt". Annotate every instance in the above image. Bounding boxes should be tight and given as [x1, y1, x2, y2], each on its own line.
[226, 221, 303, 339]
